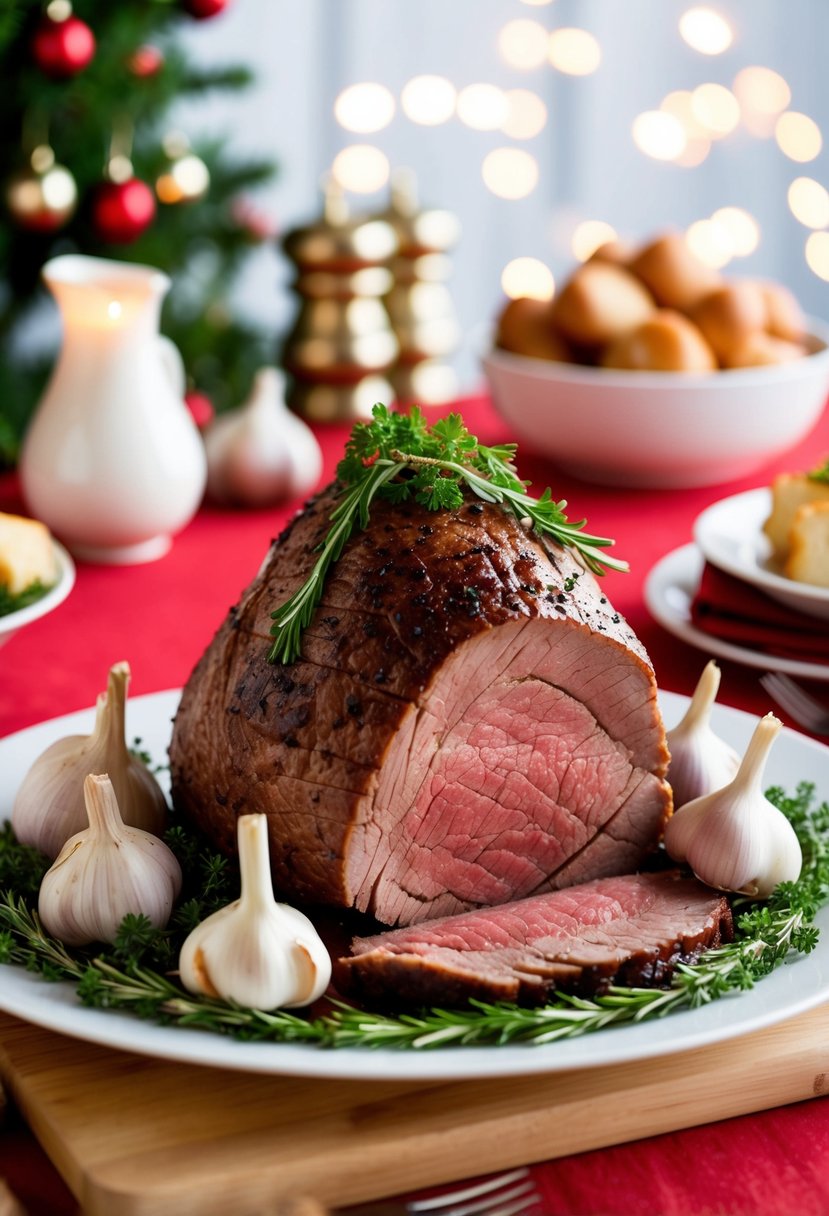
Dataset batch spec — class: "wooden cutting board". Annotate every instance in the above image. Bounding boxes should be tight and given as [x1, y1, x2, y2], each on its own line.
[1, 1007, 828, 1216]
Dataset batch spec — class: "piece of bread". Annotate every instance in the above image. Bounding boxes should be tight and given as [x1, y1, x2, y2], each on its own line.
[760, 281, 805, 343]
[495, 296, 570, 362]
[550, 261, 654, 346]
[629, 233, 722, 312]
[601, 309, 717, 372]
[721, 331, 807, 369]
[690, 283, 767, 363]
[587, 239, 635, 266]
[763, 472, 829, 561]
[0, 512, 57, 596]
[785, 501, 829, 587]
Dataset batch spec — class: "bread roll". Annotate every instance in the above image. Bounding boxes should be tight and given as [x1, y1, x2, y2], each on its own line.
[760, 281, 805, 342]
[588, 239, 634, 266]
[496, 296, 570, 362]
[764, 472, 829, 561]
[601, 310, 717, 372]
[690, 282, 767, 363]
[629, 233, 722, 311]
[785, 501, 829, 587]
[550, 261, 654, 346]
[721, 331, 807, 369]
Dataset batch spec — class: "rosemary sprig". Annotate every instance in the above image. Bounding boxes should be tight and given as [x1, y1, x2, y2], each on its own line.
[268, 405, 628, 665]
[0, 784, 826, 1051]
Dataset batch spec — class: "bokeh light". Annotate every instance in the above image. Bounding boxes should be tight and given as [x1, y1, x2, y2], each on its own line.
[571, 220, 618, 261]
[502, 89, 548, 139]
[482, 148, 539, 199]
[679, 8, 733, 55]
[691, 83, 740, 137]
[806, 232, 829, 281]
[498, 19, 549, 70]
[401, 75, 456, 126]
[501, 257, 555, 300]
[686, 218, 733, 268]
[711, 206, 760, 256]
[733, 66, 790, 121]
[776, 112, 822, 162]
[661, 90, 708, 138]
[632, 111, 687, 161]
[788, 177, 829, 229]
[331, 145, 390, 193]
[334, 83, 395, 134]
[520, 0, 554, 6]
[457, 83, 509, 131]
[548, 28, 601, 75]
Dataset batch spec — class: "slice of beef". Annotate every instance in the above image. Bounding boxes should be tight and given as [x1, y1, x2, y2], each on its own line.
[170, 484, 672, 926]
[337, 872, 733, 1008]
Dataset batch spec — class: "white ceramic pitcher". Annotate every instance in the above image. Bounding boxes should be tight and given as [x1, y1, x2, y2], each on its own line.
[20, 254, 207, 564]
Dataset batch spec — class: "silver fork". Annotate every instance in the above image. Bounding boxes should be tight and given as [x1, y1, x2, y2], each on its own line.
[760, 672, 829, 735]
[339, 1168, 541, 1216]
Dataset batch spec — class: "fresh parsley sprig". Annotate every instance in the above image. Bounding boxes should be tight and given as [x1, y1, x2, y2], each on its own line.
[268, 405, 628, 665]
[0, 783, 826, 1050]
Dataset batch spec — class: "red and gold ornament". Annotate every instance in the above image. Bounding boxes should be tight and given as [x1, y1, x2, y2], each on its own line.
[182, 0, 232, 19]
[31, 1, 95, 78]
[127, 44, 164, 78]
[185, 391, 215, 431]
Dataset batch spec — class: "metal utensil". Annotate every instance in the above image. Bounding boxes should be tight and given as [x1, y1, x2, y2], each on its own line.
[760, 673, 829, 736]
[340, 1167, 541, 1216]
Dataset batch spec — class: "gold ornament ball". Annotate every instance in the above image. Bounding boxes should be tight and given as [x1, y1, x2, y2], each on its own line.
[6, 146, 77, 232]
[156, 133, 210, 205]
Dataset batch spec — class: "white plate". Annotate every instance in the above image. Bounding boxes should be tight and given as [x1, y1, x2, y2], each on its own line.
[0, 540, 75, 649]
[694, 487, 829, 621]
[1, 689, 828, 1080]
[645, 543, 829, 683]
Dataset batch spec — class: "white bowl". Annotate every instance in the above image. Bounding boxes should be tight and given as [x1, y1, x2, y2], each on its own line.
[694, 486, 829, 620]
[482, 320, 829, 488]
[0, 540, 76, 649]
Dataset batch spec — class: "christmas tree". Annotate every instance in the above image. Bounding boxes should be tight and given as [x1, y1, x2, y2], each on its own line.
[0, 0, 276, 464]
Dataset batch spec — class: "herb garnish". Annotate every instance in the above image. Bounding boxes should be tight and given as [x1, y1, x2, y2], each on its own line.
[808, 457, 829, 485]
[267, 405, 628, 665]
[0, 579, 51, 618]
[0, 783, 826, 1050]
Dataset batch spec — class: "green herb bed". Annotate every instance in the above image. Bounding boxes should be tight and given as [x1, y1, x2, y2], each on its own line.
[1, 784, 827, 1050]
[0, 580, 51, 618]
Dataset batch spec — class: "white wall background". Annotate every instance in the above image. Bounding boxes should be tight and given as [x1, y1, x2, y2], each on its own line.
[177, 0, 829, 390]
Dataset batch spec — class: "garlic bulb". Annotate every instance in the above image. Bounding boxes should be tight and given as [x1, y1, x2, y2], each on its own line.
[12, 661, 167, 858]
[204, 367, 322, 507]
[179, 814, 331, 1009]
[39, 773, 182, 946]
[666, 660, 740, 808]
[664, 713, 802, 898]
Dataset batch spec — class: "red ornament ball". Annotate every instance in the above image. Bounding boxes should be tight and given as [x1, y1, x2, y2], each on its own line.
[32, 13, 96, 78]
[127, 44, 164, 78]
[184, 391, 215, 431]
[183, 0, 231, 18]
[91, 178, 156, 244]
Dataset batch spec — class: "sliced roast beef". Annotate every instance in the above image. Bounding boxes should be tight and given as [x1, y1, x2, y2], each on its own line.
[338, 872, 733, 1007]
[170, 484, 672, 926]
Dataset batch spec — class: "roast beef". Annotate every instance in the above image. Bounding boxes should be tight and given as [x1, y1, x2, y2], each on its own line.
[170, 484, 672, 926]
[338, 872, 733, 1007]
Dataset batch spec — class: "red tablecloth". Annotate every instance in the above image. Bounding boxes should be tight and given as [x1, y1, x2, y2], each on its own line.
[2, 393, 829, 1216]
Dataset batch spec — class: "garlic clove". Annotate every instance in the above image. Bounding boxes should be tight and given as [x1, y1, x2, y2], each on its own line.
[12, 661, 167, 858]
[664, 713, 802, 898]
[179, 813, 332, 1010]
[204, 367, 322, 508]
[666, 660, 740, 808]
[38, 773, 182, 947]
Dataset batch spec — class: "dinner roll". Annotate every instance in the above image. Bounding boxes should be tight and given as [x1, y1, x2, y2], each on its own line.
[785, 501, 829, 587]
[721, 331, 807, 369]
[496, 296, 570, 362]
[690, 282, 768, 363]
[550, 261, 654, 346]
[760, 281, 805, 342]
[764, 472, 829, 561]
[601, 310, 717, 372]
[587, 239, 635, 266]
[629, 233, 722, 312]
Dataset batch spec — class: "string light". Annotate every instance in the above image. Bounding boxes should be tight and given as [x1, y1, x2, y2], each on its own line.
[520, 0, 554, 6]
[334, 83, 395, 134]
[776, 112, 822, 162]
[661, 90, 708, 138]
[457, 84, 509, 131]
[502, 89, 548, 139]
[401, 76, 456, 126]
[331, 145, 390, 193]
[498, 19, 549, 70]
[501, 257, 555, 300]
[482, 148, 539, 199]
[806, 232, 829, 281]
[632, 111, 687, 161]
[733, 66, 790, 139]
[679, 8, 733, 55]
[686, 218, 733, 268]
[711, 207, 760, 256]
[571, 220, 618, 261]
[548, 28, 601, 75]
[691, 83, 740, 137]
[788, 178, 829, 229]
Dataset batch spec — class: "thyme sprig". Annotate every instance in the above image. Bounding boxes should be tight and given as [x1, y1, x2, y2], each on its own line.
[0, 784, 826, 1051]
[268, 405, 628, 665]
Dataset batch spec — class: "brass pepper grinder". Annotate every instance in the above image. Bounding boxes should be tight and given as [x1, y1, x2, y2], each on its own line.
[280, 179, 400, 422]
[380, 168, 462, 406]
